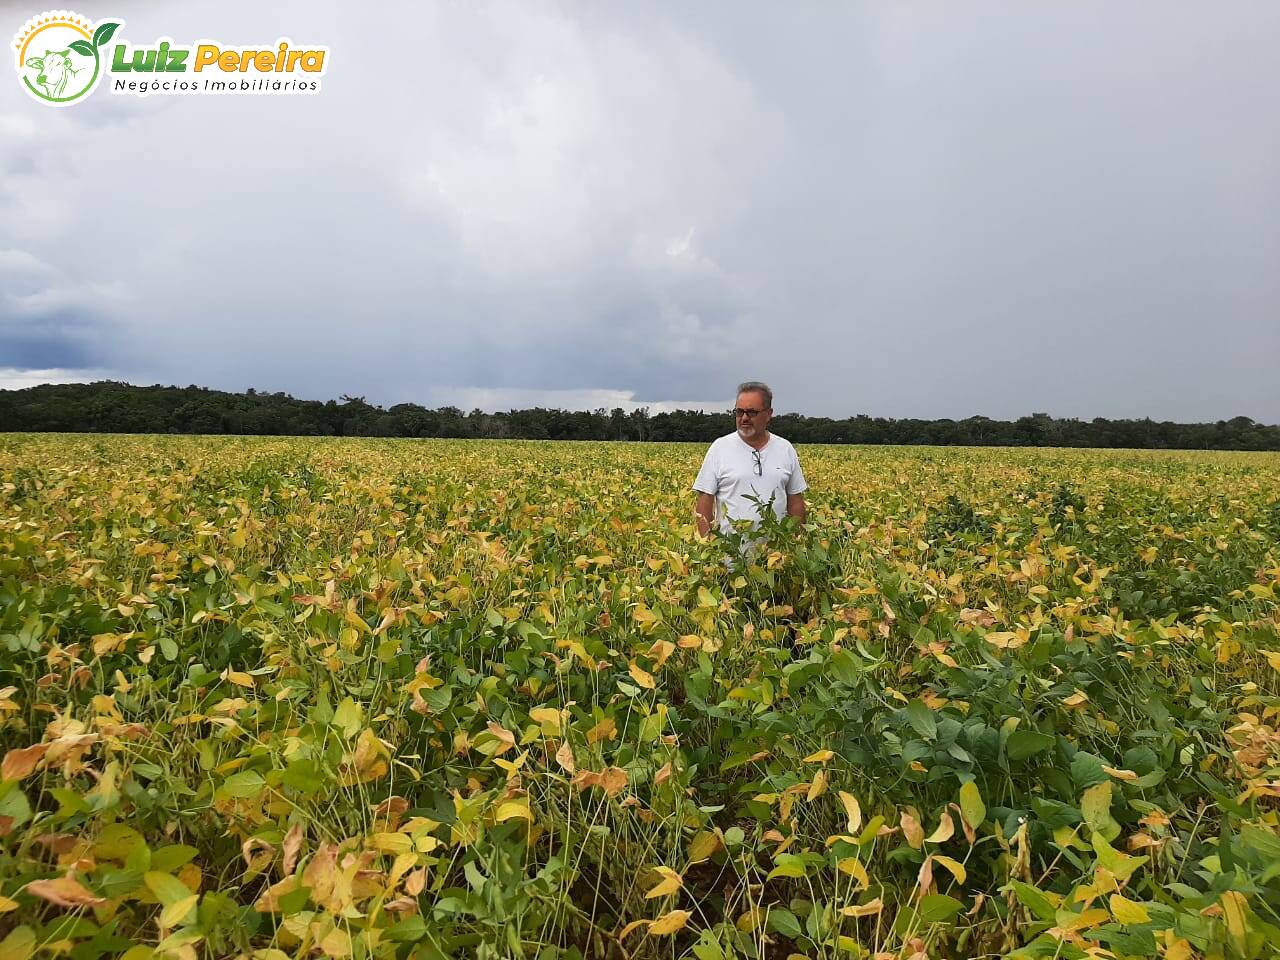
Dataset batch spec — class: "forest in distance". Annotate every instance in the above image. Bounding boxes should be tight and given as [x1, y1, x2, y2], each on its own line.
[2, 380, 1278, 450]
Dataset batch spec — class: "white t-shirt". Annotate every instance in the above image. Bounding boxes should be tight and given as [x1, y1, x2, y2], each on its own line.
[692, 432, 808, 535]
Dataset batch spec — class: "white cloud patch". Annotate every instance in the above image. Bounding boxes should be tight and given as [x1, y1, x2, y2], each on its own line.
[397, 9, 783, 285]
[413, 385, 724, 414]
[4, 280, 130, 319]
[0, 367, 115, 390]
[0, 248, 54, 277]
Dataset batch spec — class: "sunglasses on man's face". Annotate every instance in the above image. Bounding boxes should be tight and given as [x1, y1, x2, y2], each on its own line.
[732, 408, 766, 420]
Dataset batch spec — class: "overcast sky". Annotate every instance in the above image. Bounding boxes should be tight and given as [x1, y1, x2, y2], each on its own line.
[2, 1, 1277, 421]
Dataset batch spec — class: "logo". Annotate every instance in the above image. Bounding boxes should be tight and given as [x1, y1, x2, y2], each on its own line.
[13, 10, 328, 105]
[13, 10, 119, 105]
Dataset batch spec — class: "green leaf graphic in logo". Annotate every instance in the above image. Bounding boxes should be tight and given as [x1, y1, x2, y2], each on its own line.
[93, 21, 120, 48]
[69, 39, 94, 57]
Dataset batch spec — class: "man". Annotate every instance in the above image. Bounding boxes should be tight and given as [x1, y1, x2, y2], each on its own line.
[693, 381, 808, 541]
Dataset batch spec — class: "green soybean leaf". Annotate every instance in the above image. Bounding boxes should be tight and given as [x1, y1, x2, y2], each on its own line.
[1070, 752, 1108, 789]
[1006, 729, 1054, 761]
[918, 894, 964, 923]
[830, 650, 860, 684]
[767, 908, 803, 939]
[1006, 880, 1056, 921]
[905, 700, 937, 740]
[220, 770, 265, 799]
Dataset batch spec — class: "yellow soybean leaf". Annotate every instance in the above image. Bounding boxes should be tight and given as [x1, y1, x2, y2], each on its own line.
[0, 896, 18, 913]
[143, 872, 189, 908]
[160, 893, 198, 928]
[24, 880, 104, 911]
[648, 909, 690, 935]
[555, 741, 576, 774]
[599, 766, 629, 797]
[1261, 650, 1280, 673]
[837, 857, 870, 889]
[688, 830, 723, 863]
[319, 928, 351, 958]
[1, 744, 47, 781]
[644, 866, 682, 899]
[1102, 766, 1138, 782]
[838, 791, 863, 834]
[225, 671, 254, 688]
[529, 707, 561, 734]
[647, 639, 676, 668]
[932, 855, 967, 885]
[1092, 834, 1147, 883]
[618, 920, 649, 941]
[559, 640, 595, 667]
[1062, 908, 1111, 932]
[840, 898, 884, 917]
[493, 753, 526, 776]
[900, 810, 924, 849]
[1109, 894, 1151, 924]
[958, 781, 985, 830]
[807, 769, 828, 801]
[1081, 781, 1115, 834]
[629, 662, 656, 689]
[984, 631, 1025, 649]
[925, 812, 955, 844]
[495, 800, 534, 822]
[632, 606, 658, 625]
[803, 749, 834, 763]
[0, 926, 36, 960]
[371, 833, 413, 853]
[92, 633, 125, 657]
[1221, 891, 1249, 954]
[587, 716, 617, 744]
[485, 721, 516, 755]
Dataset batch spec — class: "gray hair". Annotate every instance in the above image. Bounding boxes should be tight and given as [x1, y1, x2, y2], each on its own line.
[736, 380, 773, 409]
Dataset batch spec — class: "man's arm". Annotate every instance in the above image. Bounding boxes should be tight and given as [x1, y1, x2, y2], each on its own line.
[785, 445, 808, 526]
[695, 492, 716, 537]
[786, 492, 807, 525]
[692, 442, 719, 538]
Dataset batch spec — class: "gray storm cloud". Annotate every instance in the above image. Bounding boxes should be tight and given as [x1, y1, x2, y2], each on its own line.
[1, 1, 1277, 420]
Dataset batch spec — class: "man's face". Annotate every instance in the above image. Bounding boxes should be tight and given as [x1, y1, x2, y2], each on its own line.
[734, 390, 772, 441]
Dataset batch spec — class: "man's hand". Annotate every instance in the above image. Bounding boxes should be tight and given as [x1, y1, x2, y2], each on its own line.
[695, 492, 716, 538]
[786, 492, 807, 526]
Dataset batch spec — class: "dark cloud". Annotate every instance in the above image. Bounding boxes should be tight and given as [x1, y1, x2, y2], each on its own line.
[0, 328, 96, 368]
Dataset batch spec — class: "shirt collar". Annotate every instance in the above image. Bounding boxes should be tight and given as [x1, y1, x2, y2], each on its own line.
[733, 431, 772, 453]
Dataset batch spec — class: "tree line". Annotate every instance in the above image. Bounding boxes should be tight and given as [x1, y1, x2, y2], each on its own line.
[1, 380, 1277, 450]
